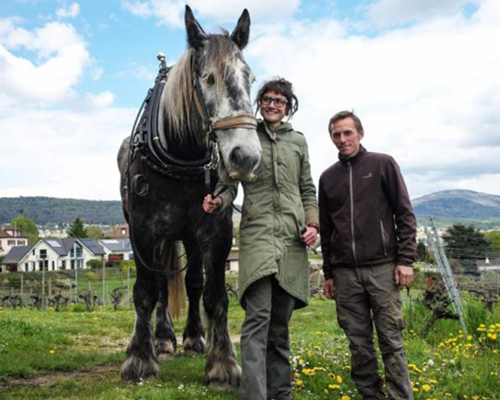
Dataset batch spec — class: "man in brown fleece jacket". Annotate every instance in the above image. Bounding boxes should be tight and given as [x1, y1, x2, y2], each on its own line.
[318, 110, 416, 400]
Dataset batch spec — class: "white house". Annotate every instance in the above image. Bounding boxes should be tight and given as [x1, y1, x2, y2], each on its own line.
[1, 238, 106, 273]
[0, 226, 28, 257]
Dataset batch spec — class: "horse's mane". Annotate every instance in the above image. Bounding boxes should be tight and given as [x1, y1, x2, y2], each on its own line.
[160, 32, 238, 140]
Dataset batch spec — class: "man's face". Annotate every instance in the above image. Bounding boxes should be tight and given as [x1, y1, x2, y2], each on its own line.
[330, 117, 364, 158]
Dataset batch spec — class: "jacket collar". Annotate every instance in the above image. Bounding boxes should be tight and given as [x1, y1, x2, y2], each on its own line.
[338, 145, 367, 165]
[258, 119, 293, 140]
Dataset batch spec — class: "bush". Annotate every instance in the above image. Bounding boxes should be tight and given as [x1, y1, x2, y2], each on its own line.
[120, 260, 136, 276]
[86, 259, 102, 269]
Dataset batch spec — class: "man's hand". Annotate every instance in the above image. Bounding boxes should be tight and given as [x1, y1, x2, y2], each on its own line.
[323, 278, 336, 300]
[394, 265, 414, 288]
[202, 194, 222, 213]
[300, 225, 318, 246]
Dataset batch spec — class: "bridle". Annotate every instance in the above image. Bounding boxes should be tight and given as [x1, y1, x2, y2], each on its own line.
[128, 53, 257, 194]
[125, 52, 256, 276]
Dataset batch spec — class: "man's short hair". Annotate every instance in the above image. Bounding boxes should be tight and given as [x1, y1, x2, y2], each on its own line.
[328, 110, 364, 135]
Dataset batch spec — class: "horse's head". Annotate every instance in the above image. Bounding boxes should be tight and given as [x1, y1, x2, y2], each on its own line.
[184, 6, 261, 181]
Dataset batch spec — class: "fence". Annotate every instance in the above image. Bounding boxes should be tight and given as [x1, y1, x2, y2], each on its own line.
[0, 265, 135, 310]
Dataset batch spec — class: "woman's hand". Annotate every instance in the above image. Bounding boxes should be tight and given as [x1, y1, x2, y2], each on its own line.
[300, 225, 318, 246]
[203, 194, 222, 213]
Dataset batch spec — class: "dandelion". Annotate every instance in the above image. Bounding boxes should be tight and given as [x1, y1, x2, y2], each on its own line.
[336, 375, 343, 384]
[422, 384, 431, 391]
[487, 333, 497, 341]
[328, 384, 340, 390]
[295, 379, 303, 387]
[467, 335, 473, 341]
[48, 349, 55, 355]
[341, 396, 351, 400]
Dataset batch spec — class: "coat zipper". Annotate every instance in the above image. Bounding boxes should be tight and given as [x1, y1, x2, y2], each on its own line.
[348, 162, 358, 265]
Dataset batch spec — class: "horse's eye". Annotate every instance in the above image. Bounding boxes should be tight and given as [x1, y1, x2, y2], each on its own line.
[206, 74, 215, 85]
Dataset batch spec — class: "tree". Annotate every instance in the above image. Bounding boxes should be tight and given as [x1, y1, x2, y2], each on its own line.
[86, 225, 104, 239]
[416, 240, 428, 262]
[10, 215, 39, 244]
[442, 224, 493, 276]
[485, 230, 500, 252]
[67, 217, 88, 238]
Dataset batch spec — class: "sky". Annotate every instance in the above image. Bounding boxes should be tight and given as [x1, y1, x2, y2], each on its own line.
[1, 0, 499, 202]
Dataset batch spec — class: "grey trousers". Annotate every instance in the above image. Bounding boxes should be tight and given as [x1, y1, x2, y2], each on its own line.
[332, 263, 413, 400]
[239, 275, 296, 400]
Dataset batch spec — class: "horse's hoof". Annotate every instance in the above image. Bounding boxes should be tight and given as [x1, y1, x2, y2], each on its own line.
[120, 355, 160, 382]
[204, 358, 241, 388]
[156, 340, 176, 360]
[183, 336, 206, 356]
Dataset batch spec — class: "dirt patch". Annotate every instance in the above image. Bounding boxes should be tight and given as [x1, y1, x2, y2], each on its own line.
[0, 364, 120, 389]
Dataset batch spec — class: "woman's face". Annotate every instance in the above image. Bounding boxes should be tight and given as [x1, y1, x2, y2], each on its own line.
[260, 91, 288, 125]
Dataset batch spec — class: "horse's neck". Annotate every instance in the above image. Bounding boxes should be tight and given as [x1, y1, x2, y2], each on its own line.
[160, 107, 208, 161]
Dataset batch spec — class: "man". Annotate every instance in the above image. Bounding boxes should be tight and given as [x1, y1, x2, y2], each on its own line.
[319, 110, 416, 400]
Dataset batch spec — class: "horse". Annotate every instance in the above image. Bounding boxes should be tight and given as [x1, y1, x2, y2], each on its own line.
[117, 6, 261, 388]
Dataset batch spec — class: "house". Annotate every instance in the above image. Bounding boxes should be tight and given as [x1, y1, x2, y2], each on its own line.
[99, 238, 134, 265]
[477, 258, 500, 272]
[110, 224, 129, 239]
[226, 249, 239, 273]
[0, 226, 28, 257]
[1, 238, 106, 273]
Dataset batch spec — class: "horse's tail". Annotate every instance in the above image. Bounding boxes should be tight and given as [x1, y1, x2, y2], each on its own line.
[167, 241, 185, 320]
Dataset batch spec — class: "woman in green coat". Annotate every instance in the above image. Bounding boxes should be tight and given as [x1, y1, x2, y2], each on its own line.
[203, 78, 319, 400]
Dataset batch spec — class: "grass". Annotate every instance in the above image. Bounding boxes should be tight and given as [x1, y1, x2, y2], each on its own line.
[0, 285, 499, 399]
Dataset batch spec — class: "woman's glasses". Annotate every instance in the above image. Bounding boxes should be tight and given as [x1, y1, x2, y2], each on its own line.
[261, 96, 288, 107]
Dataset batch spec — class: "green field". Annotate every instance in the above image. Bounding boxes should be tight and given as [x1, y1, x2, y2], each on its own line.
[0, 273, 499, 400]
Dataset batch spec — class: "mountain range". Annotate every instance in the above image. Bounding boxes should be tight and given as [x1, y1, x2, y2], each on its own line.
[0, 189, 499, 228]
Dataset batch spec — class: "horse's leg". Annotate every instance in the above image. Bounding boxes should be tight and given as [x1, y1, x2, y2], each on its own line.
[155, 272, 177, 360]
[121, 267, 160, 381]
[182, 238, 206, 356]
[203, 228, 241, 389]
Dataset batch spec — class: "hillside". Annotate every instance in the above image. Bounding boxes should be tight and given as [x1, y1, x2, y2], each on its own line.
[1, 189, 499, 228]
[413, 189, 500, 228]
[0, 197, 124, 226]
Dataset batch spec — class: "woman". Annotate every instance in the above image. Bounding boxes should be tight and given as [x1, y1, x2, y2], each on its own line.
[203, 78, 318, 400]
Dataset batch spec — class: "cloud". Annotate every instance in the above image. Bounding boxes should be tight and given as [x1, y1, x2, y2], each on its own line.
[121, 0, 299, 27]
[56, 2, 80, 19]
[246, 0, 500, 197]
[85, 91, 116, 108]
[0, 107, 134, 200]
[366, 0, 475, 28]
[0, 18, 91, 106]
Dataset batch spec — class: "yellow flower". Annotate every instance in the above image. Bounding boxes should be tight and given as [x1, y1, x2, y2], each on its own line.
[341, 396, 351, 400]
[328, 384, 340, 390]
[413, 388, 419, 393]
[329, 373, 336, 379]
[467, 335, 473, 341]
[295, 379, 303, 387]
[422, 384, 431, 392]
[487, 333, 497, 340]
[336, 375, 343, 384]
[48, 349, 55, 354]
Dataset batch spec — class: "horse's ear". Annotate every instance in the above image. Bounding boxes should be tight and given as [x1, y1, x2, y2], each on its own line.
[185, 5, 207, 49]
[230, 9, 250, 50]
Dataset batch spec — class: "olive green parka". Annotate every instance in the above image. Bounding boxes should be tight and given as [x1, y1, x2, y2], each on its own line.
[218, 120, 319, 308]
